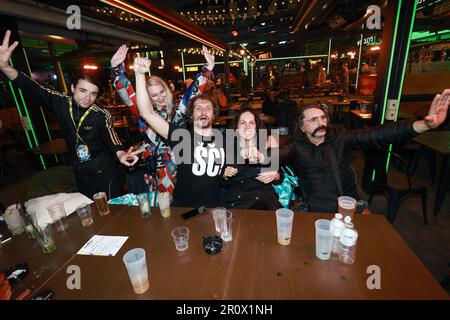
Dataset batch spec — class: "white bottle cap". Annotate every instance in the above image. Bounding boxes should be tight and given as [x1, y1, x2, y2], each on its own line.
[335, 213, 343, 219]
[344, 215, 352, 224]
[340, 228, 358, 246]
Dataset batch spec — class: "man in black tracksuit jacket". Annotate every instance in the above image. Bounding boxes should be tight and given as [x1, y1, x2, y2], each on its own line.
[0, 30, 138, 198]
[280, 92, 449, 212]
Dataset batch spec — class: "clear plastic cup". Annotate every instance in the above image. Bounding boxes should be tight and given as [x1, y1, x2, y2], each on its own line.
[123, 248, 149, 294]
[36, 224, 56, 253]
[212, 207, 226, 233]
[171, 226, 189, 251]
[136, 193, 151, 218]
[315, 219, 334, 260]
[3, 205, 24, 235]
[47, 203, 69, 232]
[219, 211, 233, 242]
[275, 208, 294, 245]
[157, 192, 171, 218]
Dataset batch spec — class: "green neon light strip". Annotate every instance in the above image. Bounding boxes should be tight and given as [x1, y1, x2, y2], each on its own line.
[40, 107, 58, 163]
[395, 0, 418, 121]
[256, 54, 328, 62]
[380, 0, 403, 125]
[185, 60, 243, 67]
[416, 0, 442, 10]
[8, 82, 46, 170]
[23, 46, 52, 142]
[18, 89, 47, 169]
[385, 0, 419, 173]
[9, 56, 46, 170]
[22, 47, 32, 74]
[180, 51, 186, 81]
[327, 38, 332, 74]
[185, 54, 329, 67]
[18, 89, 39, 146]
[251, 62, 254, 88]
[373, 0, 403, 181]
[8, 82, 33, 149]
[355, 34, 363, 90]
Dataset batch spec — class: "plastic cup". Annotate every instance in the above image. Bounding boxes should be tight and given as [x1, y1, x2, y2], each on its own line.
[93, 192, 110, 216]
[171, 226, 189, 251]
[3, 205, 24, 235]
[76, 203, 94, 227]
[275, 208, 294, 245]
[212, 207, 226, 232]
[136, 193, 151, 218]
[157, 192, 171, 218]
[24, 211, 38, 239]
[315, 219, 334, 260]
[123, 248, 149, 294]
[47, 203, 69, 232]
[338, 196, 357, 220]
[219, 211, 233, 242]
[36, 224, 56, 253]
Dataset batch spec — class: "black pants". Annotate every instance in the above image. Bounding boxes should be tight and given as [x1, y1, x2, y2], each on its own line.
[73, 152, 123, 199]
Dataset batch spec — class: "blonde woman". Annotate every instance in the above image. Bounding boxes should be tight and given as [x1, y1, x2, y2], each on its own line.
[110, 45, 215, 199]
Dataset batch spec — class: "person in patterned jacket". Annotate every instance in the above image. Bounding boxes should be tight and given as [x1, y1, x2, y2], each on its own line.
[110, 45, 215, 203]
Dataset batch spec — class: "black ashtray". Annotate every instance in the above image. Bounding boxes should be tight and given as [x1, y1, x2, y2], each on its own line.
[202, 236, 223, 255]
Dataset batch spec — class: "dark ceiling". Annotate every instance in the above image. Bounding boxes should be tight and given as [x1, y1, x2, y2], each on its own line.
[12, 0, 450, 60]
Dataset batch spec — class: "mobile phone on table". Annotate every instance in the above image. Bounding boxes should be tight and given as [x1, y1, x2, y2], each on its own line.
[181, 206, 207, 220]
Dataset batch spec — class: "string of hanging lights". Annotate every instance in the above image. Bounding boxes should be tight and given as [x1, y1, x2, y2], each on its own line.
[92, 6, 146, 23]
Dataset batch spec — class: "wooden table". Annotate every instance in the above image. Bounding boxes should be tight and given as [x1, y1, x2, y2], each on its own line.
[327, 99, 370, 122]
[1, 206, 446, 300]
[413, 131, 450, 216]
[0, 207, 118, 299]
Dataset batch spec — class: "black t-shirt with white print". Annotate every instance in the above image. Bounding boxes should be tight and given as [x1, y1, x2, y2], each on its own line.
[167, 124, 225, 208]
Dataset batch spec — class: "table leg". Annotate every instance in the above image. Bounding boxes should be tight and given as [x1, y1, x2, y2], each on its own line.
[433, 155, 449, 217]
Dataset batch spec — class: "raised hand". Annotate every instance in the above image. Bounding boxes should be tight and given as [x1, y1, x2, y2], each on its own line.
[202, 45, 215, 71]
[424, 89, 450, 129]
[133, 57, 151, 75]
[111, 44, 129, 68]
[0, 30, 18, 71]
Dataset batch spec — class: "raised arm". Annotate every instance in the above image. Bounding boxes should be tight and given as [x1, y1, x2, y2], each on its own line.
[134, 57, 170, 139]
[0, 30, 19, 80]
[346, 89, 450, 150]
[176, 46, 216, 120]
[412, 89, 449, 133]
[1, 30, 67, 117]
[111, 45, 140, 115]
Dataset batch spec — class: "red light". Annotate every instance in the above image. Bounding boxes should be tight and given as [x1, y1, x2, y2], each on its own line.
[232, 30, 238, 37]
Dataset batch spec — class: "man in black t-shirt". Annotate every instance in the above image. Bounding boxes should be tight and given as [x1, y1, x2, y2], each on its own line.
[133, 57, 225, 207]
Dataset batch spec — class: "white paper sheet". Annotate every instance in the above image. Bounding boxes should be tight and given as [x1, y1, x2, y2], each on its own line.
[77, 235, 128, 256]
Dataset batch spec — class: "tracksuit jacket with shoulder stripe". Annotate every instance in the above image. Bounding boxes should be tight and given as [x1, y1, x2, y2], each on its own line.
[13, 72, 124, 198]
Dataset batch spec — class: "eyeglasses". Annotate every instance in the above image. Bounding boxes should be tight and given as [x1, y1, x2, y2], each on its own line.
[302, 115, 328, 124]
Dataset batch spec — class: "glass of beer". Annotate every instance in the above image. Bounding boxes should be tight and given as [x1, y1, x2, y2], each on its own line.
[93, 192, 110, 216]
[76, 203, 94, 226]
